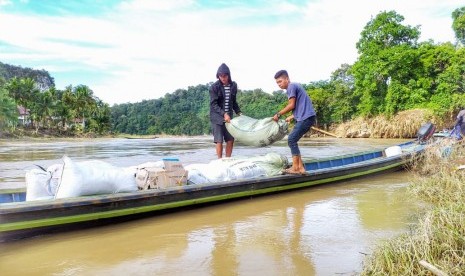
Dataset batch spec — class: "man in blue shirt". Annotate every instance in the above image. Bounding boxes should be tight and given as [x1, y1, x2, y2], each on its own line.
[272, 70, 316, 175]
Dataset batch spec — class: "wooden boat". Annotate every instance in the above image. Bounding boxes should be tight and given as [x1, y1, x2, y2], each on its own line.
[0, 140, 425, 242]
[124, 136, 158, 139]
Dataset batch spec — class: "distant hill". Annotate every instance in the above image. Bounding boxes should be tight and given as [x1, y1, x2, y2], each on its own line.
[0, 62, 55, 91]
[110, 84, 287, 135]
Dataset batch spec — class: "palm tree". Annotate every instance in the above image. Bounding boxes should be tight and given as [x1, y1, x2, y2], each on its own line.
[73, 85, 97, 130]
[59, 85, 76, 130]
[6, 77, 39, 129]
[35, 87, 58, 128]
[90, 100, 111, 134]
[0, 86, 18, 131]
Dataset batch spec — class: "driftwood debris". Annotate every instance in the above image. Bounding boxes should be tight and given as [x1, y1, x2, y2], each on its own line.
[419, 260, 448, 276]
[311, 126, 340, 138]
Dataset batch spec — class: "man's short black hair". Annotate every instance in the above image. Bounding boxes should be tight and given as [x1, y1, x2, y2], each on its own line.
[274, 70, 288, 79]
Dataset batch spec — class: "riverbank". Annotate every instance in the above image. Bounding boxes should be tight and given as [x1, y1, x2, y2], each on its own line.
[1, 109, 451, 140]
[361, 140, 465, 275]
[0, 128, 105, 139]
[0, 127, 212, 140]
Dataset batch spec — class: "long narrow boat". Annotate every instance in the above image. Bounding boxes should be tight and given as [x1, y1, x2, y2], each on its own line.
[0, 140, 425, 242]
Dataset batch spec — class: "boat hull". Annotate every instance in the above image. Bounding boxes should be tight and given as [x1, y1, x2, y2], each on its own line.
[0, 141, 423, 242]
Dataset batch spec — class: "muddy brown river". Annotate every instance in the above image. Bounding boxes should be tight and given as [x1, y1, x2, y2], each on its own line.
[0, 137, 419, 275]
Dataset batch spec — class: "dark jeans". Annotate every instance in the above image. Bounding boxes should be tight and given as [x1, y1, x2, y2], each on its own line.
[288, 116, 315, 156]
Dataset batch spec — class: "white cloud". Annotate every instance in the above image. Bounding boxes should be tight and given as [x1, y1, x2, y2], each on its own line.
[0, 0, 11, 7]
[117, 0, 194, 12]
[0, 0, 463, 105]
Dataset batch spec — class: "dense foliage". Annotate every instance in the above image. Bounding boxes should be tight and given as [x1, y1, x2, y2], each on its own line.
[0, 76, 111, 135]
[452, 7, 465, 45]
[0, 78, 18, 129]
[111, 85, 287, 135]
[306, 9, 465, 127]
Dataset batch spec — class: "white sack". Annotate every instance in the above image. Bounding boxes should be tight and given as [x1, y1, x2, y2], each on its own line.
[226, 160, 266, 179]
[47, 163, 63, 196]
[226, 115, 288, 147]
[245, 153, 289, 176]
[25, 168, 54, 201]
[185, 158, 267, 184]
[185, 163, 230, 183]
[186, 168, 211, 185]
[55, 156, 137, 199]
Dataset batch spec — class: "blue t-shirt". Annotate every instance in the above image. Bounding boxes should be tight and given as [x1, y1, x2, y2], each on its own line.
[287, 82, 316, 121]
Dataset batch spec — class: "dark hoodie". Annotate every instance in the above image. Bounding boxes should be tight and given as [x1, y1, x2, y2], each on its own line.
[216, 63, 232, 83]
[209, 63, 241, 125]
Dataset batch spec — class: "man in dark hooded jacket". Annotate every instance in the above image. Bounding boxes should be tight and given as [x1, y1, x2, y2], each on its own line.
[210, 63, 242, 158]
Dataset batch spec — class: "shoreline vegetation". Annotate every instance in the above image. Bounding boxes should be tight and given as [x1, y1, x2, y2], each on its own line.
[0, 126, 214, 140]
[361, 140, 465, 275]
[1, 108, 450, 140]
[0, 129, 206, 140]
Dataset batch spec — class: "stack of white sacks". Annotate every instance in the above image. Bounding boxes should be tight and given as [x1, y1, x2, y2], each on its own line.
[24, 153, 289, 201]
[186, 152, 288, 185]
[25, 156, 138, 201]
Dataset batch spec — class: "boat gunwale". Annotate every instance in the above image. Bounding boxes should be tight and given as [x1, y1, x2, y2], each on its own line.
[0, 158, 407, 234]
[0, 142, 421, 213]
[0, 141, 426, 239]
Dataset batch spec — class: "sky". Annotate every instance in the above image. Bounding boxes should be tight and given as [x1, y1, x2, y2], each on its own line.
[0, 0, 463, 105]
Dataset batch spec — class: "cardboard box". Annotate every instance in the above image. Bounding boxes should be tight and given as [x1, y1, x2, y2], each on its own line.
[156, 169, 188, 189]
[161, 159, 188, 187]
[136, 159, 188, 190]
[163, 159, 184, 171]
[135, 167, 165, 190]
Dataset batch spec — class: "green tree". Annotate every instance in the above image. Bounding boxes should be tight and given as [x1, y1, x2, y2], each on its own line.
[34, 87, 58, 128]
[352, 10, 421, 116]
[0, 79, 18, 130]
[6, 77, 39, 121]
[328, 64, 356, 122]
[6, 77, 42, 129]
[238, 89, 287, 118]
[74, 85, 97, 129]
[87, 99, 111, 134]
[452, 7, 465, 45]
[59, 86, 77, 130]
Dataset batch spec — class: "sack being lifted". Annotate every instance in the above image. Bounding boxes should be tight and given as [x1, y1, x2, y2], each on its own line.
[226, 115, 288, 147]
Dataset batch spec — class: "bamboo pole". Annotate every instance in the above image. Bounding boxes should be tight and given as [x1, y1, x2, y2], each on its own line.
[419, 260, 448, 276]
[311, 126, 340, 138]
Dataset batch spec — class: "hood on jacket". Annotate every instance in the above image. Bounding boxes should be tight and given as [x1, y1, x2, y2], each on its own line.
[216, 63, 232, 83]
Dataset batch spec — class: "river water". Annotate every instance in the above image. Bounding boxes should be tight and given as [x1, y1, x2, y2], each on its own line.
[0, 137, 419, 275]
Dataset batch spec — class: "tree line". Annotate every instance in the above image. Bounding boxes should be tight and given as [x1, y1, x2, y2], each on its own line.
[1, 7, 464, 136]
[0, 63, 111, 134]
[111, 85, 288, 135]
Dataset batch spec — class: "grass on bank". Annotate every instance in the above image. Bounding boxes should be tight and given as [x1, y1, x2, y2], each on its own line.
[361, 140, 465, 275]
[335, 109, 445, 138]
